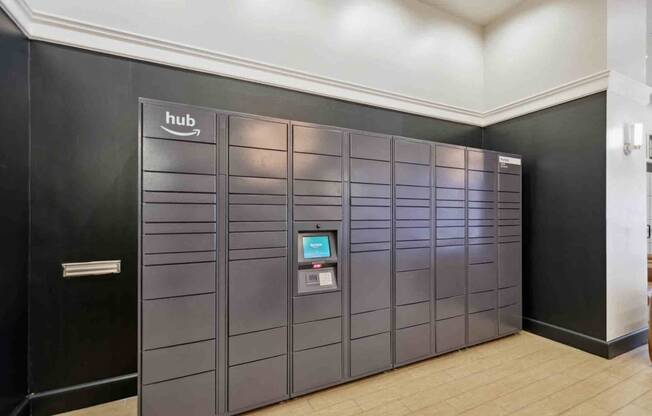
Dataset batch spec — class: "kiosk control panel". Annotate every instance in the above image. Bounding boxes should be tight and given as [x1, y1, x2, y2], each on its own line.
[297, 231, 338, 294]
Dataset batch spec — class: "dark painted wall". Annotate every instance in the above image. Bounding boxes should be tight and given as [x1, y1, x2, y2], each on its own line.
[483, 93, 607, 340]
[28, 41, 481, 413]
[0, 9, 29, 415]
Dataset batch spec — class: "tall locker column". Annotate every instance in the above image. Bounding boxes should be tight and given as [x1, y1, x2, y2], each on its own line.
[139, 103, 217, 416]
[291, 123, 345, 394]
[467, 150, 498, 344]
[226, 115, 289, 413]
[393, 138, 432, 364]
[348, 133, 393, 377]
[496, 155, 522, 335]
[433, 144, 467, 353]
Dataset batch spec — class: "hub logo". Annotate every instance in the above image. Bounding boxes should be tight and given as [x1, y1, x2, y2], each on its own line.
[160, 111, 201, 137]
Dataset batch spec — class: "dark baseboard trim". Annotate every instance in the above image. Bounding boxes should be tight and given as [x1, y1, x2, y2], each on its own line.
[9, 397, 29, 416]
[525, 317, 648, 359]
[8, 324, 649, 415]
[607, 327, 648, 359]
[28, 373, 137, 416]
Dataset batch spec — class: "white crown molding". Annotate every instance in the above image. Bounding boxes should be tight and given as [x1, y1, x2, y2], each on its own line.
[1, 0, 612, 128]
[482, 70, 611, 126]
[1, 0, 486, 125]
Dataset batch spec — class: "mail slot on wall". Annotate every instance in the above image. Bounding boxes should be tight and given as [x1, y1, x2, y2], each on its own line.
[296, 231, 338, 294]
[62, 260, 121, 278]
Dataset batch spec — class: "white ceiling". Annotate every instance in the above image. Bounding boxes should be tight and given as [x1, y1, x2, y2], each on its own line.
[422, 0, 525, 25]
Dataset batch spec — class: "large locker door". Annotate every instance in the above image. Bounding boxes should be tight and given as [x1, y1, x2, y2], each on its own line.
[466, 149, 498, 345]
[497, 154, 522, 335]
[140, 103, 218, 416]
[291, 123, 345, 394]
[227, 115, 289, 413]
[393, 138, 432, 365]
[434, 144, 466, 353]
[349, 133, 393, 377]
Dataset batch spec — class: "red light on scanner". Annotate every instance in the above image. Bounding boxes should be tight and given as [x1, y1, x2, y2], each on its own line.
[312, 264, 322, 269]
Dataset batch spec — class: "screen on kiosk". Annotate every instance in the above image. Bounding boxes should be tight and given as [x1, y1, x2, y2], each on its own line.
[302, 235, 331, 259]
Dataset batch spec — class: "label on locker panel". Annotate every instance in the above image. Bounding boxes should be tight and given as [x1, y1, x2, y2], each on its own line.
[143, 104, 215, 143]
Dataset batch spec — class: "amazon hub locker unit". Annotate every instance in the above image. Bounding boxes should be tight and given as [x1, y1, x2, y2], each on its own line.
[138, 99, 522, 416]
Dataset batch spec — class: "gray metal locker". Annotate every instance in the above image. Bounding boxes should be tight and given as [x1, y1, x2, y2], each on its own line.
[393, 137, 432, 365]
[434, 144, 467, 353]
[349, 132, 393, 376]
[139, 102, 218, 416]
[227, 114, 290, 411]
[138, 99, 523, 416]
[466, 149, 498, 345]
[497, 153, 522, 335]
[291, 123, 345, 394]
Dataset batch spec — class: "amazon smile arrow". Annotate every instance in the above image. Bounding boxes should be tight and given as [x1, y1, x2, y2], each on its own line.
[160, 126, 201, 136]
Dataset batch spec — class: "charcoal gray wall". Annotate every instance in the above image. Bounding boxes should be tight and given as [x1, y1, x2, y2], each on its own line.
[0, 9, 29, 416]
[483, 93, 607, 347]
[27, 41, 481, 415]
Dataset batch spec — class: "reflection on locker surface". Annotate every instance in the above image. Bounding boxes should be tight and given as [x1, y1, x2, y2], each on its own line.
[138, 100, 522, 415]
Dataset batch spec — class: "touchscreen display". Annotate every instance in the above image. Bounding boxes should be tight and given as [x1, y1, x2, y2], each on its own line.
[302, 235, 331, 259]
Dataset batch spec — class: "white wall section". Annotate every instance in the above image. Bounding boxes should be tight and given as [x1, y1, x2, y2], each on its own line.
[483, 0, 607, 111]
[604, 0, 651, 342]
[608, 0, 647, 84]
[0, 0, 614, 125]
[3, 0, 487, 123]
[605, 85, 649, 341]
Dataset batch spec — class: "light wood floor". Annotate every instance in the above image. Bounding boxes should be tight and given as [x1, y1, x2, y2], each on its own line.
[57, 332, 652, 416]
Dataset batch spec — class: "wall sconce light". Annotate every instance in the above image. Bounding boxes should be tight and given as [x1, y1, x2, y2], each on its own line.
[624, 122, 644, 155]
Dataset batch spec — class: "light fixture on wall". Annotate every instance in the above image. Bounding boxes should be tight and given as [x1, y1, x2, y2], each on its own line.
[624, 123, 644, 155]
